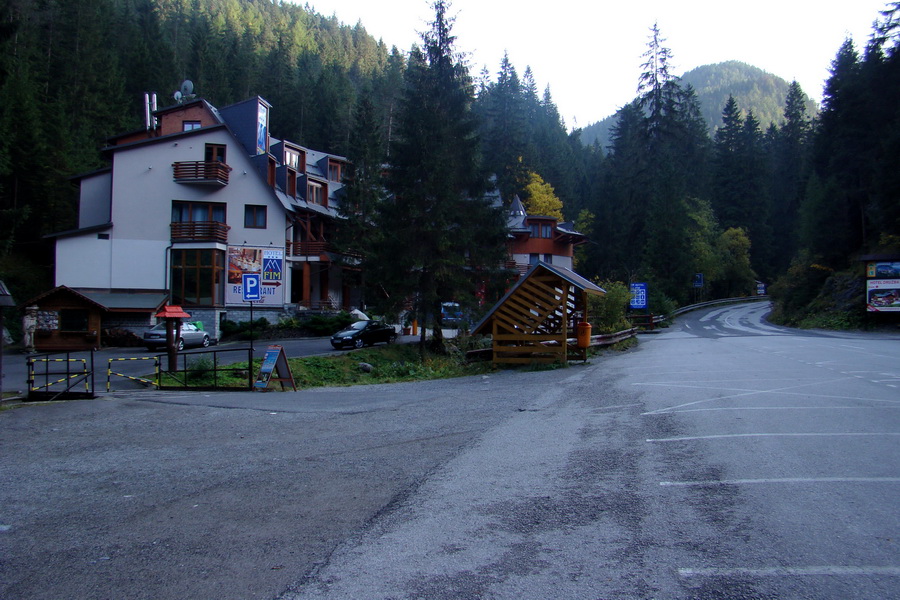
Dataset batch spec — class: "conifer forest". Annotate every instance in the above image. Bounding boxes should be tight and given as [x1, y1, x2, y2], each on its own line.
[1, 0, 899, 328]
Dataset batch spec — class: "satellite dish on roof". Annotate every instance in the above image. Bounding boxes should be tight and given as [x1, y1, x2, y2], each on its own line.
[181, 79, 194, 96]
[174, 90, 183, 102]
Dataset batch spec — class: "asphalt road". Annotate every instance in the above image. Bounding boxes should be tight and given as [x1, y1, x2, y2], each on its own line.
[1, 302, 898, 599]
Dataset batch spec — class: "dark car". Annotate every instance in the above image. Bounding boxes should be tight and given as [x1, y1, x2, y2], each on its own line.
[331, 320, 397, 349]
[143, 321, 211, 351]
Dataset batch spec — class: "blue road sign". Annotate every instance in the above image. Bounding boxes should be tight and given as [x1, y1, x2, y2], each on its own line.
[630, 283, 648, 309]
[242, 273, 261, 302]
[693, 273, 704, 288]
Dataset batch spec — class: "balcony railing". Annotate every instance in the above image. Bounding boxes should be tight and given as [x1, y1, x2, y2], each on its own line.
[172, 161, 231, 186]
[286, 240, 330, 257]
[171, 221, 230, 243]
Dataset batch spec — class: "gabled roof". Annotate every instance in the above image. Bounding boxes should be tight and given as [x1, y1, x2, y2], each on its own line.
[505, 196, 587, 241]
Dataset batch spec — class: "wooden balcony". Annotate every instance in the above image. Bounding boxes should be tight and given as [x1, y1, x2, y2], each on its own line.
[172, 161, 230, 186]
[171, 221, 230, 243]
[286, 240, 330, 257]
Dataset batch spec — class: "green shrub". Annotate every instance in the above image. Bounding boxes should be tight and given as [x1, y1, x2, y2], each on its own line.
[588, 280, 632, 334]
[302, 312, 354, 336]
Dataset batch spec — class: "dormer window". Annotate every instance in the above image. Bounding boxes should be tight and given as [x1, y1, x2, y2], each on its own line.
[308, 181, 326, 206]
[528, 222, 553, 238]
[328, 160, 342, 182]
[285, 148, 302, 171]
[183, 120, 201, 131]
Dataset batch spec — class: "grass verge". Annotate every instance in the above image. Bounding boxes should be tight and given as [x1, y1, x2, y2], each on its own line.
[158, 343, 495, 390]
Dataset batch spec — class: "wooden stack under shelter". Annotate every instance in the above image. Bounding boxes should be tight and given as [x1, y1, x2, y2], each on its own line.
[472, 262, 605, 365]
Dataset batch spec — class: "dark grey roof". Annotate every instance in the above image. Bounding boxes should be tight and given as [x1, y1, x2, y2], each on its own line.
[44, 223, 112, 240]
[78, 291, 168, 311]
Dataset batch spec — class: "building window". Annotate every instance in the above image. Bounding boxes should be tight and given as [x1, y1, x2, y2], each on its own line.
[170, 249, 225, 307]
[328, 160, 342, 181]
[183, 121, 201, 131]
[529, 253, 539, 265]
[542, 224, 553, 238]
[308, 182, 325, 206]
[59, 309, 89, 332]
[172, 201, 226, 223]
[530, 224, 540, 238]
[205, 144, 226, 163]
[544, 254, 553, 264]
[244, 205, 267, 229]
[287, 173, 297, 198]
[285, 148, 303, 171]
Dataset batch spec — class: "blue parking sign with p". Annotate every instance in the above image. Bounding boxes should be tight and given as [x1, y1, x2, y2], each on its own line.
[242, 273, 261, 302]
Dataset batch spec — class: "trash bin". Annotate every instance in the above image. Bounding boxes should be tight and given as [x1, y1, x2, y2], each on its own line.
[576, 322, 592, 348]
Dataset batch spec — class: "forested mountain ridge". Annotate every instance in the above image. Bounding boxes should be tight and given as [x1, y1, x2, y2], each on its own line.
[2, 0, 898, 333]
[580, 61, 818, 149]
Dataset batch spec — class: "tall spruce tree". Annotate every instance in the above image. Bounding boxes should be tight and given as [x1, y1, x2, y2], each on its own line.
[371, 0, 507, 352]
[333, 93, 386, 309]
[768, 80, 811, 272]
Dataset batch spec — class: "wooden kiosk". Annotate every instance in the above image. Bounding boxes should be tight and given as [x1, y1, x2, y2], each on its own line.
[472, 262, 605, 366]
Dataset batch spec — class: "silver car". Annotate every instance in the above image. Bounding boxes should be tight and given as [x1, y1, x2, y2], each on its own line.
[143, 322, 211, 351]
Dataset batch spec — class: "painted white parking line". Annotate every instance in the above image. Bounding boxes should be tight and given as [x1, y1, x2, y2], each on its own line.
[664, 406, 900, 414]
[641, 376, 861, 414]
[678, 566, 900, 577]
[660, 477, 900, 487]
[647, 432, 900, 443]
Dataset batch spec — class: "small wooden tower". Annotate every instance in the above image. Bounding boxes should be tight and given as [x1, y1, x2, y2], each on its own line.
[472, 262, 605, 365]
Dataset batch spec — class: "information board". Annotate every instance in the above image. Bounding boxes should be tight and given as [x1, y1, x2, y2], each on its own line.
[254, 345, 296, 390]
[630, 283, 648, 310]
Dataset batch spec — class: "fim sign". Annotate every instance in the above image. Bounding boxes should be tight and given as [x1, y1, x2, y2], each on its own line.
[630, 283, 648, 310]
[242, 273, 261, 302]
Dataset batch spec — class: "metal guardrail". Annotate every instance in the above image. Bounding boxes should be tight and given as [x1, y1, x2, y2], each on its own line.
[670, 295, 769, 317]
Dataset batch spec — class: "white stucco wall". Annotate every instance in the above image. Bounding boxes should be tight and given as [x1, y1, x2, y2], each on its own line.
[110, 239, 172, 288]
[55, 235, 113, 288]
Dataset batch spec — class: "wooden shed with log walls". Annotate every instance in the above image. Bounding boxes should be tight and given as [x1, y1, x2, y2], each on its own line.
[472, 262, 605, 365]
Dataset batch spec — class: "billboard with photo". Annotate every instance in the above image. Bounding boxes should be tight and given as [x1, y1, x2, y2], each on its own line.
[226, 246, 284, 305]
[866, 279, 900, 312]
[866, 261, 900, 279]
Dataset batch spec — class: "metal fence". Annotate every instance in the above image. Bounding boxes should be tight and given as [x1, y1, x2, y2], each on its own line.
[27, 351, 96, 401]
[155, 347, 255, 391]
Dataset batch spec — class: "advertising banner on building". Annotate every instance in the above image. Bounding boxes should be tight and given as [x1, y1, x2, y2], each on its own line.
[226, 246, 284, 305]
[866, 279, 900, 312]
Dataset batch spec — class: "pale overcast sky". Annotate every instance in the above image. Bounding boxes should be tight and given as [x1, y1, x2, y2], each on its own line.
[304, 1, 889, 128]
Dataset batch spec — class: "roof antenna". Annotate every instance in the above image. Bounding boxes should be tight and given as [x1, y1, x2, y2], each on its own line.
[174, 79, 195, 104]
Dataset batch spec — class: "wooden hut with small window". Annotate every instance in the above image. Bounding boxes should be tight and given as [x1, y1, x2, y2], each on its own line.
[25, 286, 166, 351]
[472, 262, 605, 365]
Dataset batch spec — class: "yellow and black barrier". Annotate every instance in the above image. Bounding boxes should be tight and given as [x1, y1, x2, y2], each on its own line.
[28, 358, 90, 393]
[106, 356, 159, 392]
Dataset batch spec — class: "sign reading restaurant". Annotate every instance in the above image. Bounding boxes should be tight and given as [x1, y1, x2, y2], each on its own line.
[226, 246, 284, 305]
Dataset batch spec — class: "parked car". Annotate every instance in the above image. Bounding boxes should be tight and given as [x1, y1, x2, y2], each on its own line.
[331, 320, 397, 349]
[441, 302, 463, 326]
[143, 321, 211, 351]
